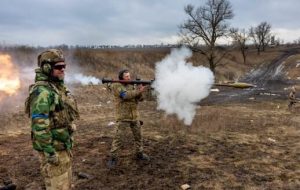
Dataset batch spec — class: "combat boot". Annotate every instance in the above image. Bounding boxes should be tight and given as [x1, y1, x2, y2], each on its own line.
[136, 152, 150, 161]
[0, 179, 16, 190]
[107, 157, 118, 169]
[0, 184, 17, 190]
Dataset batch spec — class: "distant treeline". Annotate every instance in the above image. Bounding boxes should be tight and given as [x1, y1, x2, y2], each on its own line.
[2, 43, 300, 54]
[0, 44, 180, 51]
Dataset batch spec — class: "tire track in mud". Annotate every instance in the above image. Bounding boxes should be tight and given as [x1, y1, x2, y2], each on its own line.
[203, 47, 300, 105]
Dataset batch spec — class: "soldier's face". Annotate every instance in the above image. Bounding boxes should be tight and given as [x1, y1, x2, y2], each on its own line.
[52, 62, 66, 80]
[123, 72, 131, 81]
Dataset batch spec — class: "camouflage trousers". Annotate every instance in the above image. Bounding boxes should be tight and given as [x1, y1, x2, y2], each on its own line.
[110, 121, 143, 158]
[39, 151, 72, 190]
[288, 100, 296, 109]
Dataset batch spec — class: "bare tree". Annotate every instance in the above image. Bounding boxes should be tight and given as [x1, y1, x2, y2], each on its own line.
[230, 28, 249, 64]
[293, 37, 300, 45]
[249, 21, 272, 54]
[179, 0, 234, 73]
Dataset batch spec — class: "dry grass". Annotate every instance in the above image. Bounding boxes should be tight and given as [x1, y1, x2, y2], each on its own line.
[1, 45, 288, 82]
[284, 54, 300, 80]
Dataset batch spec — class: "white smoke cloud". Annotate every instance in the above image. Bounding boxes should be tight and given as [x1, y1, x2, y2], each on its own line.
[20, 66, 35, 83]
[65, 73, 102, 85]
[153, 47, 214, 125]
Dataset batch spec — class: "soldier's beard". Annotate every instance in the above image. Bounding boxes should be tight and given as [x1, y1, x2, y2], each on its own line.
[51, 71, 64, 81]
[57, 74, 65, 80]
[51, 74, 64, 82]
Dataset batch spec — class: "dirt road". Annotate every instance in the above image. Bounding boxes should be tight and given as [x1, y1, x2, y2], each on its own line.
[204, 47, 300, 105]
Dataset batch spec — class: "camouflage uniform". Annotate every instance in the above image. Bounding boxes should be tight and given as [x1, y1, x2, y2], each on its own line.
[110, 83, 144, 158]
[288, 87, 296, 109]
[25, 49, 79, 190]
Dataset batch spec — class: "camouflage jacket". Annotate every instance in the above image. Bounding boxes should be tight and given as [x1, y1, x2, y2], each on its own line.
[25, 68, 79, 154]
[112, 83, 143, 121]
[289, 91, 296, 102]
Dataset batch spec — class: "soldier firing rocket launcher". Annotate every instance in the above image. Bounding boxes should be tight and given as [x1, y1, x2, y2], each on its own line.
[102, 78, 156, 100]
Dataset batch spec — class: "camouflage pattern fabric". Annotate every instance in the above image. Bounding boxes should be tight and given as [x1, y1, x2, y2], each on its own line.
[111, 83, 143, 121]
[39, 151, 72, 190]
[110, 83, 144, 157]
[25, 68, 78, 189]
[25, 68, 79, 154]
[288, 91, 297, 109]
[289, 91, 296, 101]
[110, 121, 143, 157]
[37, 49, 65, 67]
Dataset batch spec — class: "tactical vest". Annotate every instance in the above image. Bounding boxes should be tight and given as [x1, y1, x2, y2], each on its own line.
[25, 81, 79, 126]
[25, 81, 79, 151]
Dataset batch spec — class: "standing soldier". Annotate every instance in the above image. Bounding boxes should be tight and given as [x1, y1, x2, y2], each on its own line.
[25, 49, 79, 190]
[107, 69, 150, 168]
[288, 86, 297, 109]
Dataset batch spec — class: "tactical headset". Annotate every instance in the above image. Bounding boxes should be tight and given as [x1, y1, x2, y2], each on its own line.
[41, 61, 52, 75]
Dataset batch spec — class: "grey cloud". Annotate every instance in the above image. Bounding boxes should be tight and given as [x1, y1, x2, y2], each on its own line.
[231, 0, 300, 28]
[0, 0, 299, 46]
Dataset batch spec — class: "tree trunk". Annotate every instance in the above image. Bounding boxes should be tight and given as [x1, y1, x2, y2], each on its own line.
[209, 58, 215, 74]
[242, 49, 246, 64]
[257, 47, 261, 55]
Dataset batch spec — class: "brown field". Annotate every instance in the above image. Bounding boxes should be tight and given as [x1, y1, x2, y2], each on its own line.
[0, 46, 300, 189]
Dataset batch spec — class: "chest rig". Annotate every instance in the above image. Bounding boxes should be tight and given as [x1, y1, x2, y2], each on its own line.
[25, 81, 79, 128]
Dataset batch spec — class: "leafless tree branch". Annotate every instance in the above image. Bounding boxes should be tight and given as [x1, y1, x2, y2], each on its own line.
[179, 0, 234, 73]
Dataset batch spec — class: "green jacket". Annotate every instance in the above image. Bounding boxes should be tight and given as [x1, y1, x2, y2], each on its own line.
[25, 68, 79, 154]
[112, 83, 143, 121]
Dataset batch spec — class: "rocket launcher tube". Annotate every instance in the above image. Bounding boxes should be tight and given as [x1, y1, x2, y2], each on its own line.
[102, 78, 154, 85]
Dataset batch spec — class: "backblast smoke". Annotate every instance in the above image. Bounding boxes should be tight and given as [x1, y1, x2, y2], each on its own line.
[65, 73, 102, 85]
[153, 47, 214, 125]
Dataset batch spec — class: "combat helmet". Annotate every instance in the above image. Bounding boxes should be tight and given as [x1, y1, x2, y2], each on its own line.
[37, 49, 65, 74]
[291, 86, 296, 93]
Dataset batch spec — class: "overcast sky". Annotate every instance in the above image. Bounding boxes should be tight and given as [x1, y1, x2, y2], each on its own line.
[0, 0, 299, 46]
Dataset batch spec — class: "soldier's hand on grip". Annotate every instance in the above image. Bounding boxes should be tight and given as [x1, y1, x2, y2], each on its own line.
[68, 123, 77, 133]
[138, 85, 146, 93]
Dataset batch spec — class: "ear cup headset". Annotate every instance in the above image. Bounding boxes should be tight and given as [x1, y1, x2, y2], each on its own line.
[38, 52, 53, 75]
[41, 62, 52, 75]
[37, 49, 65, 75]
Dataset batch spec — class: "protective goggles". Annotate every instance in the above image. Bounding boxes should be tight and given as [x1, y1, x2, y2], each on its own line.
[52, 64, 66, 70]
